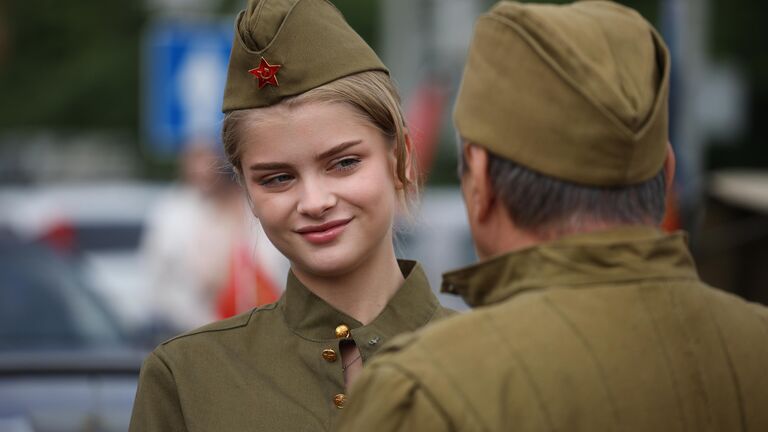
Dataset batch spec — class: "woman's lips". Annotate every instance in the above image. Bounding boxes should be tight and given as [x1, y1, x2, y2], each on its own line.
[296, 218, 352, 245]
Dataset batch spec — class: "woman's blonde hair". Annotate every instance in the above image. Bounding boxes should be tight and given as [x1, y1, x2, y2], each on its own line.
[222, 70, 417, 208]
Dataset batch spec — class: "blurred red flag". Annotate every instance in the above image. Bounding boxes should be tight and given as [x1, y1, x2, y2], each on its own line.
[406, 81, 446, 178]
[216, 243, 280, 318]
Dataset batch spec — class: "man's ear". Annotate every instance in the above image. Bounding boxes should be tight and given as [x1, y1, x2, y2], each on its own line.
[664, 142, 676, 195]
[463, 143, 494, 223]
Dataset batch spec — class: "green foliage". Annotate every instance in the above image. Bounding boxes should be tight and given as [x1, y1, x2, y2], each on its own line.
[332, 0, 380, 48]
[0, 0, 145, 131]
[707, 0, 768, 168]
[1, 0, 765, 173]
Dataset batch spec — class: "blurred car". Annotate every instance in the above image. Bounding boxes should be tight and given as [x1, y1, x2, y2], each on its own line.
[0, 239, 145, 432]
[0, 182, 166, 331]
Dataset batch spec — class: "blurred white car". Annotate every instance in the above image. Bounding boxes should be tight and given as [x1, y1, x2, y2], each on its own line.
[0, 182, 166, 330]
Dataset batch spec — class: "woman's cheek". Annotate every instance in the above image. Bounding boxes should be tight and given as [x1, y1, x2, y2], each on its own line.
[353, 165, 398, 205]
[250, 192, 291, 226]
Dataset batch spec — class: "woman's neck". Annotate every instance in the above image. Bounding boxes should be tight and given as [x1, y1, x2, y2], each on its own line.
[291, 245, 405, 325]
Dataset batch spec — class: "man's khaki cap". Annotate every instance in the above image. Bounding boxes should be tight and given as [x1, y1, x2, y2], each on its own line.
[454, 0, 670, 186]
[222, 0, 387, 112]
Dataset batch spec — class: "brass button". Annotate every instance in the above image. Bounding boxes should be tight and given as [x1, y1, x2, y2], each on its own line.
[322, 349, 337, 362]
[333, 393, 347, 409]
[334, 324, 350, 339]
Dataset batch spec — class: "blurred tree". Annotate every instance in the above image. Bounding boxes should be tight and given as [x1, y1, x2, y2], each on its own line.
[1, 0, 765, 176]
[332, 0, 380, 48]
[215, 0, 379, 47]
[708, 0, 768, 168]
[0, 0, 145, 132]
[0, 3, 8, 68]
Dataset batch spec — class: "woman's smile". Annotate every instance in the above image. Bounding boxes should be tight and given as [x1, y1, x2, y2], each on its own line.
[295, 217, 353, 245]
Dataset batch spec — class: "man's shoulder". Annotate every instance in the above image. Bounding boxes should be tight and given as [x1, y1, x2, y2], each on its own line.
[370, 279, 768, 376]
[694, 281, 768, 333]
[356, 281, 768, 431]
[430, 304, 460, 323]
[356, 297, 557, 429]
[371, 293, 549, 371]
[699, 280, 768, 311]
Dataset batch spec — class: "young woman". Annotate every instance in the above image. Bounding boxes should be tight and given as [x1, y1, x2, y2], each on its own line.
[129, 0, 453, 430]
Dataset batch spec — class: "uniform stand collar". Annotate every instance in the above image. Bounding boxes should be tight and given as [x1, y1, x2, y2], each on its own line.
[280, 260, 441, 344]
[442, 226, 700, 308]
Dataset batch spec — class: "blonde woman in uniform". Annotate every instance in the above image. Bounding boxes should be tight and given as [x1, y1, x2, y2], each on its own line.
[129, 0, 453, 430]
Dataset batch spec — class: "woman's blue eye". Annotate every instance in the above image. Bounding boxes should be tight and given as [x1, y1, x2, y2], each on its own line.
[259, 174, 293, 187]
[334, 157, 360, 171]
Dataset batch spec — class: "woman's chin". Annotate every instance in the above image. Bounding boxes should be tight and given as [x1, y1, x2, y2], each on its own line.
[292, 250, 364, 279]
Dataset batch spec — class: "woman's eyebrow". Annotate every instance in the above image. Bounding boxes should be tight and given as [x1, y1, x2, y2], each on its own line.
[248, 140, 362, 171]
[316, 140, 362, 160]
[248, 161, 293, 171]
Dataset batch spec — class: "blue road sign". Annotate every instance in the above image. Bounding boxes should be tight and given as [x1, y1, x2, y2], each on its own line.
[142, 19, 234, 157]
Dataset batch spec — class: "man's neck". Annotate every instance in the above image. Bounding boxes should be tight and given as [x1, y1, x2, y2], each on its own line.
[479, 208, 650, 260]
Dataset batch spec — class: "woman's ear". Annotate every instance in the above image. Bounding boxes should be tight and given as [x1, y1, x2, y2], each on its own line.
[232, 166, 244, 187]
[393, 133, 414, 190]
[403, 133, 415, 185]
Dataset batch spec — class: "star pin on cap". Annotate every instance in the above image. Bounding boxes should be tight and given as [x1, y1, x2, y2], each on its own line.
[248, 57, 282, 88]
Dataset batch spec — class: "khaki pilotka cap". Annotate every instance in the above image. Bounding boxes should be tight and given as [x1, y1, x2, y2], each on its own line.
[454, 0, 671, 186]
[222, 0, 388, 112]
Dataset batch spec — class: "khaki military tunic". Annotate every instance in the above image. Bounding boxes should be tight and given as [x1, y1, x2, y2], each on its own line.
[129, 260, 453, 431]
[339, 227, 768, 432]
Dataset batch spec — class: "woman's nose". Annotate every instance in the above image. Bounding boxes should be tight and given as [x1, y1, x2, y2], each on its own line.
[296, 180, 337, 218]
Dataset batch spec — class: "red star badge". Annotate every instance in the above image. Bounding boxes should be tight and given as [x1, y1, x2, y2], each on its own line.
[248, 57, 282, 89]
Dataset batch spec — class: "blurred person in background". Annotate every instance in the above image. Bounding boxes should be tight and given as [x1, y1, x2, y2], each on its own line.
[140, 140, 227, 334]
[211, 170, 284, 318]
[339, 1, 768, 431]
[129, 0, 454, 430]
[142, 140, 286, 336]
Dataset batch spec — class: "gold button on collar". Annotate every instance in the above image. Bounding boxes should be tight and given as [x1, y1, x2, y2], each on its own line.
[334, 324, 350, 339]
[321, 349, 337, 362]
[333, 393, 347, 409]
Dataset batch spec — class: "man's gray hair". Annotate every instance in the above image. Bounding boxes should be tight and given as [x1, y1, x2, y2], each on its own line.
[458, 141, 667, 236]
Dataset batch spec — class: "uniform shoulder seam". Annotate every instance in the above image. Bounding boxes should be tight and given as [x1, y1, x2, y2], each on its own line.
[149, 349, 174, 374]
[161, 303, 278, 345]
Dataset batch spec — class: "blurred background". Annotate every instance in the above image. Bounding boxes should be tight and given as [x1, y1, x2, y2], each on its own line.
[1, 0, 767, 430]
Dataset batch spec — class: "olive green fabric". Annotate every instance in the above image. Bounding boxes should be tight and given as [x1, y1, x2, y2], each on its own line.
[222, 0, 387, 112]
[338, 228, 768, 431]
[453, 1, 670, 186]
[129, 260, 454, 431]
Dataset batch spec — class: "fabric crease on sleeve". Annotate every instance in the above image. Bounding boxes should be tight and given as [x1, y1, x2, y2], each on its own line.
[337, 363, 453, 432]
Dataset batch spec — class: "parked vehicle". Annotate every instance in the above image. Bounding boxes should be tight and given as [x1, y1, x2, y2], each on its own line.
[0, 182, 165, 331]
[0, 239, 145, 432]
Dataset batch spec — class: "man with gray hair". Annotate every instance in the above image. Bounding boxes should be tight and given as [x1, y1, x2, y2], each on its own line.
[337, 1, 768, 430]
